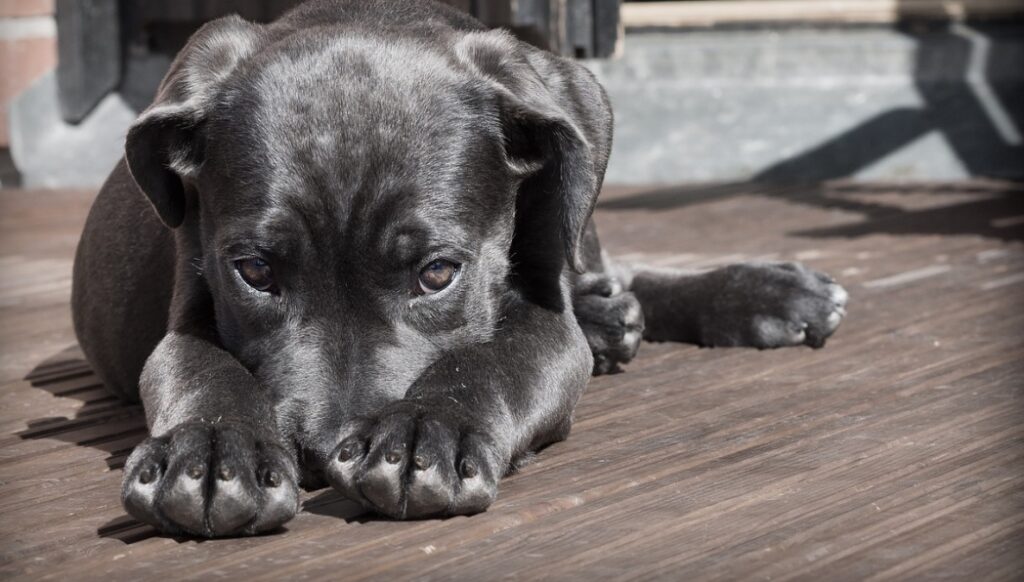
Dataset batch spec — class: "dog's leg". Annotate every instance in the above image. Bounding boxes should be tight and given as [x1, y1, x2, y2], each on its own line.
[120, 332, 299, 537]
[570, 221, 847, 353]
[572, 272, 645, 375]
[615, 261, 849, 349]
[570, 222, 645, 374]
[323, 302, 591, 519]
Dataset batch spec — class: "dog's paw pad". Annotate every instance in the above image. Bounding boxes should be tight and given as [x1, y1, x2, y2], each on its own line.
[573, 279, 644, 375]
[829, 282, 849, 308]
[752, 317, 810, 347]
[706, 262, 849, 349]
[121, 423, 298, 537]
[326, 403, 500, 519]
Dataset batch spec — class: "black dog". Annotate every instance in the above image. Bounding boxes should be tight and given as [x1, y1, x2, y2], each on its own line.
[71, 0, 847, 537]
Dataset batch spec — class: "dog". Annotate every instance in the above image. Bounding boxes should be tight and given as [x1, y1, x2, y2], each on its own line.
[71, 0, 848, 537]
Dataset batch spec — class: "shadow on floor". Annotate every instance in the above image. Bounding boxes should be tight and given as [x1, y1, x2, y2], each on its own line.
[18, 345, 146, 471]
[96, 515, 161, 545]
[302, 489, 368, 522]
[19, 347, 155, 543]
[599, 181, 1024, 242]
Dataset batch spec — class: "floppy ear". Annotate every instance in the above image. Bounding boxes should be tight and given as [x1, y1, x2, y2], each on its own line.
[125, 15, 263, 228]
[455, 30, 613, 277]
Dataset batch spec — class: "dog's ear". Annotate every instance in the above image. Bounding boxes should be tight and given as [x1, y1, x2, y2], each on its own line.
[125, 16, 263, 228]
[455, 30, 613, 276]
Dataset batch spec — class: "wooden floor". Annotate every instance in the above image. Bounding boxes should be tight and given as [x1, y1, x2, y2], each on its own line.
[1, 181, 1022, 580]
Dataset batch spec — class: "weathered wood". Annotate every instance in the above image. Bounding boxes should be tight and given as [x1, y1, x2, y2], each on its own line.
[55, 0, 621, 126]
[127, 0, 299, 24]
[438, 0, 472, 14]
[567, 0, 594, 58]
[0, 181, 1022, 579]
[473, 0, 621, 58]
[54, 0, 120, 123]
[593, 0, 622, 58]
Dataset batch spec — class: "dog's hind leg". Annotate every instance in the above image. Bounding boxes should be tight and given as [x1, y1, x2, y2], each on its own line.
[571, 220, 849, 361]
[611, 259, 849, 350]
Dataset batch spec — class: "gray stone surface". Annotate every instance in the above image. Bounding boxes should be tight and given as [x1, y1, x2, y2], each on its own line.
[6, 24, 1022, 188]
[585, 25, 1024, 184]
[9, 72, 135, 189]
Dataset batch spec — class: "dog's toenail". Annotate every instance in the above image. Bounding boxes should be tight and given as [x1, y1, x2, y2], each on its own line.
[188, 464, 205, 479]
[139, 467, 155, 484]
[338, 446, 353, 462]
[460, 459, 478, 479]
[414, 455, 430, 470]
[385, 450, 402, 464]
[265, 470, 281, 487]
[218, 466, 234, 481]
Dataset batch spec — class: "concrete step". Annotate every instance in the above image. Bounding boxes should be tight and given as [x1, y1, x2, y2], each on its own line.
[8, 21, 1023, 188]
[584, 22, 1024, 184]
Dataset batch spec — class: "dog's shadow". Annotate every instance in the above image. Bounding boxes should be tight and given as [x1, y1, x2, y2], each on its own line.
[19, 345, 146, 471]
[20, 345, 157, 543]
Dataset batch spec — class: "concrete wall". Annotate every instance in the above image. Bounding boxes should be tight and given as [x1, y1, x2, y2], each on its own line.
[0, 0, 56, 148]
[4, 15, 1022, 187]
[585, 24, 1024, 184]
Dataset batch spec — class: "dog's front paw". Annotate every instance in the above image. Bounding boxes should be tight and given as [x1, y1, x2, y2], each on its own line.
[703, 262, 849, 349]
[121, 422, 299, 537]
[573, 274, 645, 375]
[325, 401, 502, 519]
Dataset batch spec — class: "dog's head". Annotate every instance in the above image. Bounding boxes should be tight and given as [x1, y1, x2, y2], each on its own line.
[124, 15, 610, 431]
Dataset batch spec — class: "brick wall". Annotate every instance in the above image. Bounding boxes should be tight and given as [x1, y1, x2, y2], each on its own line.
[0, 0, 56, 147]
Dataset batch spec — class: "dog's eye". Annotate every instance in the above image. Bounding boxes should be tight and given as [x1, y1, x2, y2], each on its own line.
[417, 259, 459, 295]
[235, 258, 276, 293]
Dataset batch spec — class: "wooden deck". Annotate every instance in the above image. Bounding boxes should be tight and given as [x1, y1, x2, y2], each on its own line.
[1, 181, 1022, 580]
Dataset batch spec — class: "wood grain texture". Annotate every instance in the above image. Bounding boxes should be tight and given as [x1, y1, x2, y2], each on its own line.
[0, 181, 1022, 580]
